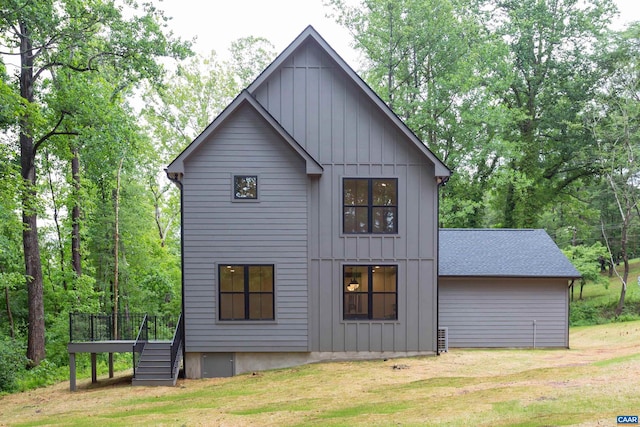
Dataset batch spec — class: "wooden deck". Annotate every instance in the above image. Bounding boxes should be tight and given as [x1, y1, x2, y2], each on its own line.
[67, 313, 181, 391]
[68, 340, 137, 391]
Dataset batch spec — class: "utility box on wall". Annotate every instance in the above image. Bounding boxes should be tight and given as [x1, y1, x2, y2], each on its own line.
[202, 353, 234, 378]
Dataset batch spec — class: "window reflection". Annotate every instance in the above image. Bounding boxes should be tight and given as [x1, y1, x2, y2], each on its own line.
[234, 175, 258, 199]
[343, 178, 397, 234]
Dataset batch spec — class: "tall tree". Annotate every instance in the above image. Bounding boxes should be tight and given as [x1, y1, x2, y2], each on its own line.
[481, 0, 616, 227]
[142, 38, 275, 247]
[0, 0, 190, 365]
[587, 23, 640, 315]
[329, 0, 619, 228]
[328, 0, 504, 227]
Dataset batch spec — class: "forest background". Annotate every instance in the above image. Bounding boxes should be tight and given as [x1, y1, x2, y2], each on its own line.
[0, 0, 638, 393]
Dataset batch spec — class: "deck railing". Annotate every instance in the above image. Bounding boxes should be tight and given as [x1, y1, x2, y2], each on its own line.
[169, 313, 183, 379]
[132, 314, 149, 378]
[69, 313, 178, 342]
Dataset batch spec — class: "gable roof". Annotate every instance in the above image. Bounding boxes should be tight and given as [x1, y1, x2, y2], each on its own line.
[439, 229, 581, 278]
[247, 25, 451, 179]
[166, 90, 324, 177]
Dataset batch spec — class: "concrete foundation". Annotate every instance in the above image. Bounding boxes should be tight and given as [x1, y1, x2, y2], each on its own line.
[185, 352, 202, 379]
[186, 350, 436, 378]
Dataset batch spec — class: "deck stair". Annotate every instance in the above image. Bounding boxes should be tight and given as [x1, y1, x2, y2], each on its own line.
[68, 312, 183, 390]
[132, 341, 180, 386]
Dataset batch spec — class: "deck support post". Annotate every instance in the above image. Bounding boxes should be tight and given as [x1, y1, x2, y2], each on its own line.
[109, 353, 114, 378]
[69, 352, 76, 391]
[91, 353, 97, 383]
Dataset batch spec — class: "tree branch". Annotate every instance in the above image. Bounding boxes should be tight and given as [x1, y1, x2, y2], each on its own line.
[33, 112, 77, 152]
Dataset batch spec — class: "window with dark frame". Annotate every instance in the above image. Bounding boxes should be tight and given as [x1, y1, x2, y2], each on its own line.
[343, 178, 397, 233]
[343, 265, 397, 320]
[219, 265, 274, 320]
[233, 175, 258, 199]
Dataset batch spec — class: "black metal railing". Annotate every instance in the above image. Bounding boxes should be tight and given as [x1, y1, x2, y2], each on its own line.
[69, 313, 178, 342]
[169, 313, 183, 379]
[132, 314, 149, 378]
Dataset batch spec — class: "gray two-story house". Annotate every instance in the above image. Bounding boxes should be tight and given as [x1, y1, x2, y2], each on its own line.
[166, 26, 579, 378]
[166, 26, 450, 378]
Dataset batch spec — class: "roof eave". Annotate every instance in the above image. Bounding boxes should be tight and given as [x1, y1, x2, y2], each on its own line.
[165, 90, 323, 179]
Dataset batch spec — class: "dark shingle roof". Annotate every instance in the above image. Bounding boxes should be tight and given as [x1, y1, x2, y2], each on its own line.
[439, 229, 581, 278]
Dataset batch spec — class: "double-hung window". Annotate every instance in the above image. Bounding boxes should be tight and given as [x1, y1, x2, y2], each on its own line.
[219, 265, 274, 320]
[343, 178, 397, 233]
[343, 265, 397, 320]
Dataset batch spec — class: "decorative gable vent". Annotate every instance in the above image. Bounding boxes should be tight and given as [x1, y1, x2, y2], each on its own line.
[438, 327, 448, 353]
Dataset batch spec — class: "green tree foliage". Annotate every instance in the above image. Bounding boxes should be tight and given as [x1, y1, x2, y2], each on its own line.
[329, 0, 618, 229]
[141, 38, 276, 261]
[0, 59, 22, 128]
[482, 0, 616, 228]
[328, 0, 506, 227]
[0, 338, 27, 393]
[563, 243, 609, 300]
[142, 37, 276, 159]
[0, 0, 190, 366]
[586, 22, 640, 315]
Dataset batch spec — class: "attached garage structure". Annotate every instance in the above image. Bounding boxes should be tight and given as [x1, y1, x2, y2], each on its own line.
[438, 229, 580, 348]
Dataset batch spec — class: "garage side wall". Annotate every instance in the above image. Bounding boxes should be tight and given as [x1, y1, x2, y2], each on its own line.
[439, 277, 569, 348]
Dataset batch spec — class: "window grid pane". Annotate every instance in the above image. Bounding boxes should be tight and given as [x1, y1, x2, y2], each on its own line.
[343, 178, 397, 234]
[372, 179, 397, 206]
[219, 265, 274, 320]
[344, 265, 397, 320]
[344, 179, 369, 206]
[372, 207, 397, 233]
[344, 207, 368, 233]
[220, 266, 244, 292]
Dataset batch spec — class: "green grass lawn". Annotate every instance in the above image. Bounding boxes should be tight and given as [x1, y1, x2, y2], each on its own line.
[1, 321, 640, 426]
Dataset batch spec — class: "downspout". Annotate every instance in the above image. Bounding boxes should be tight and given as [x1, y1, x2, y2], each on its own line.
[435, 175, 450, 356]
[567, 279, 574, 349]
[167, 171, 185, 377]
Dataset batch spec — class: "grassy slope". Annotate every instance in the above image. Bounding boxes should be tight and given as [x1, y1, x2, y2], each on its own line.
[571, 259, 640, 324]
[580, 259, 640, 301]
[1, 321, 639, 427]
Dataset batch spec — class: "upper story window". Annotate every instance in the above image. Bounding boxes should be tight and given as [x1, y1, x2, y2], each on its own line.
[219, 265, 274, 320]
[344, 265, 397, 320]
[233, 175, 258, 200]
[343, 178, 397, 234]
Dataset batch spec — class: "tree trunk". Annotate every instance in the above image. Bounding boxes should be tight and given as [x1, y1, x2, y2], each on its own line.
[570, 283, 574, 302]
[19, 21, 45, 366]
[616, 262, 628, 316]
[113, 158, 124, 339]
[71, 148, 82, 277]
[45, 151, 67, 291]
[615, 213, 630, 316]
[4, 284, 15, 339]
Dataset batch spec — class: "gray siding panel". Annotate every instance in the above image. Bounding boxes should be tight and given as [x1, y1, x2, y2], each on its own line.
[439, 278, 569, 348]
[251, 40, 439, 354]
[182, 105, 309, 352]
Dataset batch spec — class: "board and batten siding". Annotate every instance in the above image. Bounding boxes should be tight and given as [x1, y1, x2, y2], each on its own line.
[439, 278, 569, 348]
[252, 39, 439, 353]
[182, 104, 310, 352]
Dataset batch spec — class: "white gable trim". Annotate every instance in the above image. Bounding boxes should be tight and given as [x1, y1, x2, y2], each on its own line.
[166, 90, 324, 178]
[248, 25, 451, 179]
